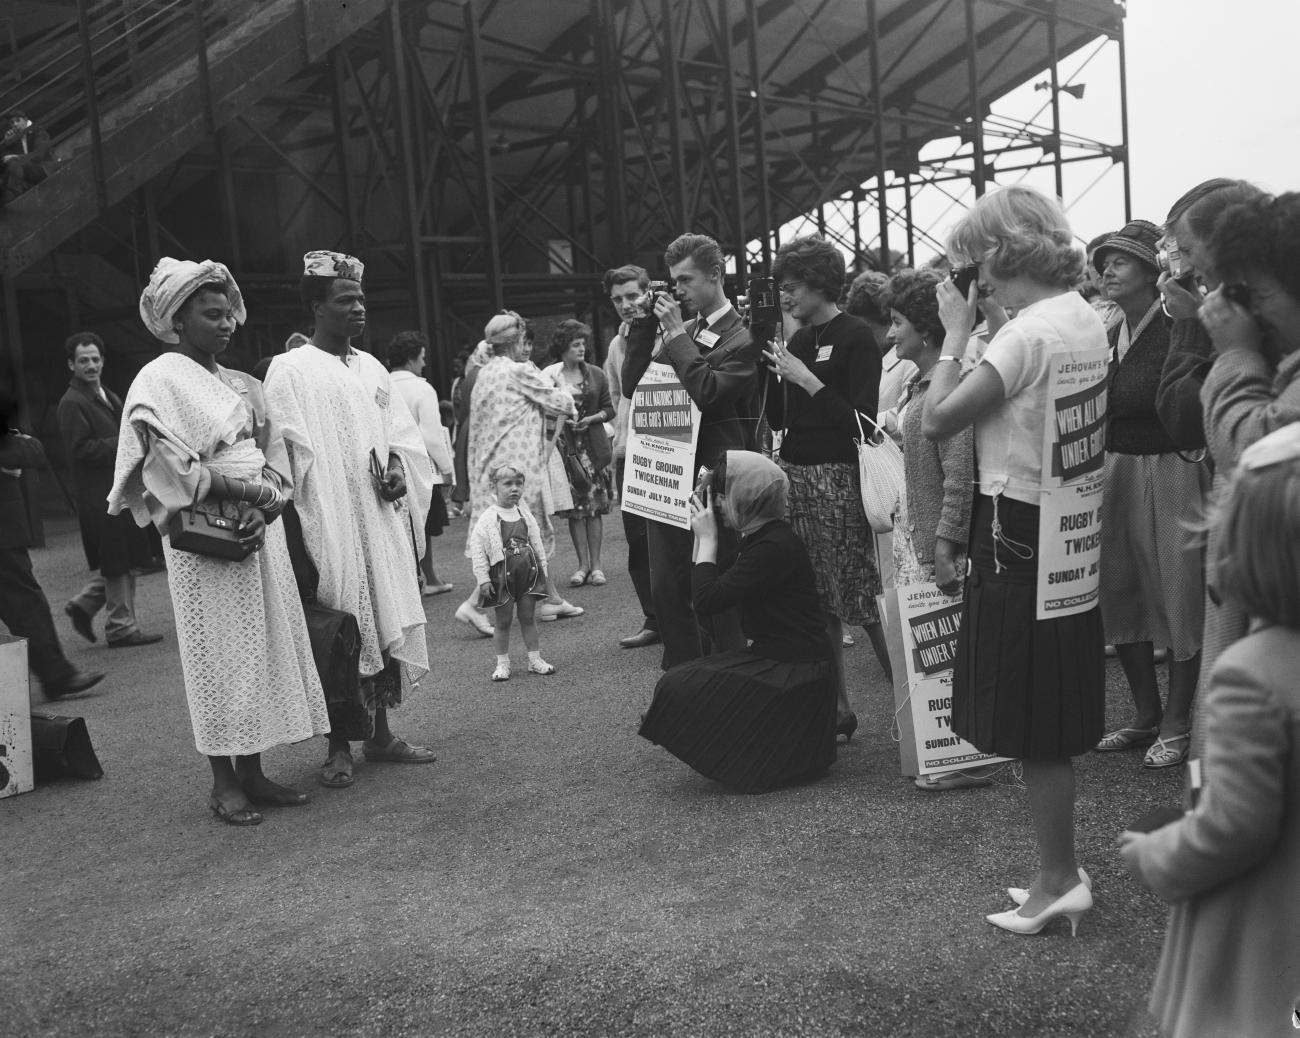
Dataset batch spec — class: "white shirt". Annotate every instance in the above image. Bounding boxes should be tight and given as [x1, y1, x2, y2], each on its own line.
[389, 368, 453, 480]
[974, 291, 1108, 505]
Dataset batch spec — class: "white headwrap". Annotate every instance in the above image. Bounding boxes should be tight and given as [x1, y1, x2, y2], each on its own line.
[138, 257, 246, 344]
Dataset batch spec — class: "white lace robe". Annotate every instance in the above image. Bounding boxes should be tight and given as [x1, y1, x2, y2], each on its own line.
[107, 354, 329, 757]
[263, 345, 432, 683]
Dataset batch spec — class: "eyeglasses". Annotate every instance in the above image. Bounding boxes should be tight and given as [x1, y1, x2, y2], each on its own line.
[777, 281, 805, 295]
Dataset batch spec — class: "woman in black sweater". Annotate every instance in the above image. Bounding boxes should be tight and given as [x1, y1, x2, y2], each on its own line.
[638, 451, 836, 793]
[762, 236, 889, 741]
[1093, 221, 1210, 769]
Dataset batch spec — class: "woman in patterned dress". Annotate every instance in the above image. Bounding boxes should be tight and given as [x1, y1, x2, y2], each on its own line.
[109, 258, 328, 826]
[541, 320, 616, 588]
[462, 311, 582, 622]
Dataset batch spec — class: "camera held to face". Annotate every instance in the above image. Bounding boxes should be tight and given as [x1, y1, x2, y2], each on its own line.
[633, 280, 670, 318]
[1157, 236, 1197, 289]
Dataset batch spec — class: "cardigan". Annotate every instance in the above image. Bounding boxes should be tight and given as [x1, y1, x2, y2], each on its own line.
[1105, 309, 1177, 455]
[1201, 347, 1300, 472]
[899, 376, 974, 563]
[764, 312, 882, 465]
[1128, 625, 1300, 1038]
[541, 360, 615, 470]
[468, 501, 547, 585]
[1155, 317, 1214, 452]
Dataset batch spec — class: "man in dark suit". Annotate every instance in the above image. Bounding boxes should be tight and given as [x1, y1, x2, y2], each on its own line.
[621, 233, 761, 669]
[0, 389, 104, 699]
[56, 333, 160, 648]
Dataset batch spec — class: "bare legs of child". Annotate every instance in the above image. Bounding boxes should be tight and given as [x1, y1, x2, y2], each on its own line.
[491, 595, 555, 680]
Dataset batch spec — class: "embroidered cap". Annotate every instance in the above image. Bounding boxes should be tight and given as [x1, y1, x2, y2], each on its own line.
[303, 250, 364, 282]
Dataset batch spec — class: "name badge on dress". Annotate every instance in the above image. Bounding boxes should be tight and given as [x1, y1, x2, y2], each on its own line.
[815, 344, 834, 364]
[375, 388, 389, 408]
[696, 328, 720, 350]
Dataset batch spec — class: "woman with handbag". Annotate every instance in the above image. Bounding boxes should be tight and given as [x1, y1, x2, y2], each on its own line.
[541, 320, 616, 588]
[762, 235, 889, 741]
[108, 258, 329, 826]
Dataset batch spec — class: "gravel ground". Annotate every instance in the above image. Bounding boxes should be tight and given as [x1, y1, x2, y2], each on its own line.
[2, 511, 1175, 1037]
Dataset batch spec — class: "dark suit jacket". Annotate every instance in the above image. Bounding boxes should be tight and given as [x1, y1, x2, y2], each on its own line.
[621, 307, 761, 474]
[0, 432, 47, 550]
[56, 379, 148, 575]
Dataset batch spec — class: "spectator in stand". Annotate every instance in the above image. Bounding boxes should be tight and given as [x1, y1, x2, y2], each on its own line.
[1091, 223, 1209, 770]
[1, 111, 51, 206]
[386, 331, 455, 596]
[57, 333, 162, 650]
[542, 320, 616, 588]
[923, 186, 1106, 935]
[762, 235, 889, 741]
[0, 389, 105, 701]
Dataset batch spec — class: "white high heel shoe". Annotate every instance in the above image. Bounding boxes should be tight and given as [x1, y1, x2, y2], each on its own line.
[986, 881, 1093, 936]
[1007, 867, 1091, 907]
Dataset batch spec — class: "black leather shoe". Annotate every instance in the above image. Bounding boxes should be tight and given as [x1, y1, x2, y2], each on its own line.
[64, 602, 96, 643]
[45, 669, 106, 700]
[619, 628, 662, 649]
[107, 631, 164, 649]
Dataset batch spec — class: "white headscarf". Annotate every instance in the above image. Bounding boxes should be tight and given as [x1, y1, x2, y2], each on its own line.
[138, 257, 246, 344]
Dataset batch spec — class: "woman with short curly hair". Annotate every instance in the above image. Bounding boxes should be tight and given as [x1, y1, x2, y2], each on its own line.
[923, 186, 1108, 934]
[542, 318, 616, 586]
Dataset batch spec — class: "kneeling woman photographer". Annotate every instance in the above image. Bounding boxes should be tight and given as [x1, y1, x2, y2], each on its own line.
[638, 451, 836, 793]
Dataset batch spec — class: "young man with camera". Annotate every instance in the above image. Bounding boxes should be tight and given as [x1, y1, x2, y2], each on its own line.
[621, 233, 761, 669]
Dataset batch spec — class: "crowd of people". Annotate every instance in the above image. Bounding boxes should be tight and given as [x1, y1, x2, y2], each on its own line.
[4, 175, 1300, 1036]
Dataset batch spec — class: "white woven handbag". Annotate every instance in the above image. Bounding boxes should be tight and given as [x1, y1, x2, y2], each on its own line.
[853, 409, 904, 533]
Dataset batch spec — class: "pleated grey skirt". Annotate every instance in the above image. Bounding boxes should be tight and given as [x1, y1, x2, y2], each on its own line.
[952, 494, 1106, 760]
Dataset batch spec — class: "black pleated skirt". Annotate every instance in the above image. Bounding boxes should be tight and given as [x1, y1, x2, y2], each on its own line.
[952, 494, 1105, 760]
[638, 650, 837, 794]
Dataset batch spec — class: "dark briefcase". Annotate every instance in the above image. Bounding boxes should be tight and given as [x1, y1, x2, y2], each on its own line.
[30, 712, 104, 780]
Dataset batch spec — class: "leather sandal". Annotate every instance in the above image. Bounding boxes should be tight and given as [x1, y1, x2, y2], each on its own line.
[1094, 726, 1159, 752]
[361, 737, 437, 764]
[1143, 732, 1191, 769]
[568, 569, 589, 587]
[209, 795, 263, 826]
[318, 749, 355, 788]
[243, 781, 309, 807]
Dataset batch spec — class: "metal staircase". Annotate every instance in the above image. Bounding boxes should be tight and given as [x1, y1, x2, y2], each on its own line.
[0, 0, 393, 276]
